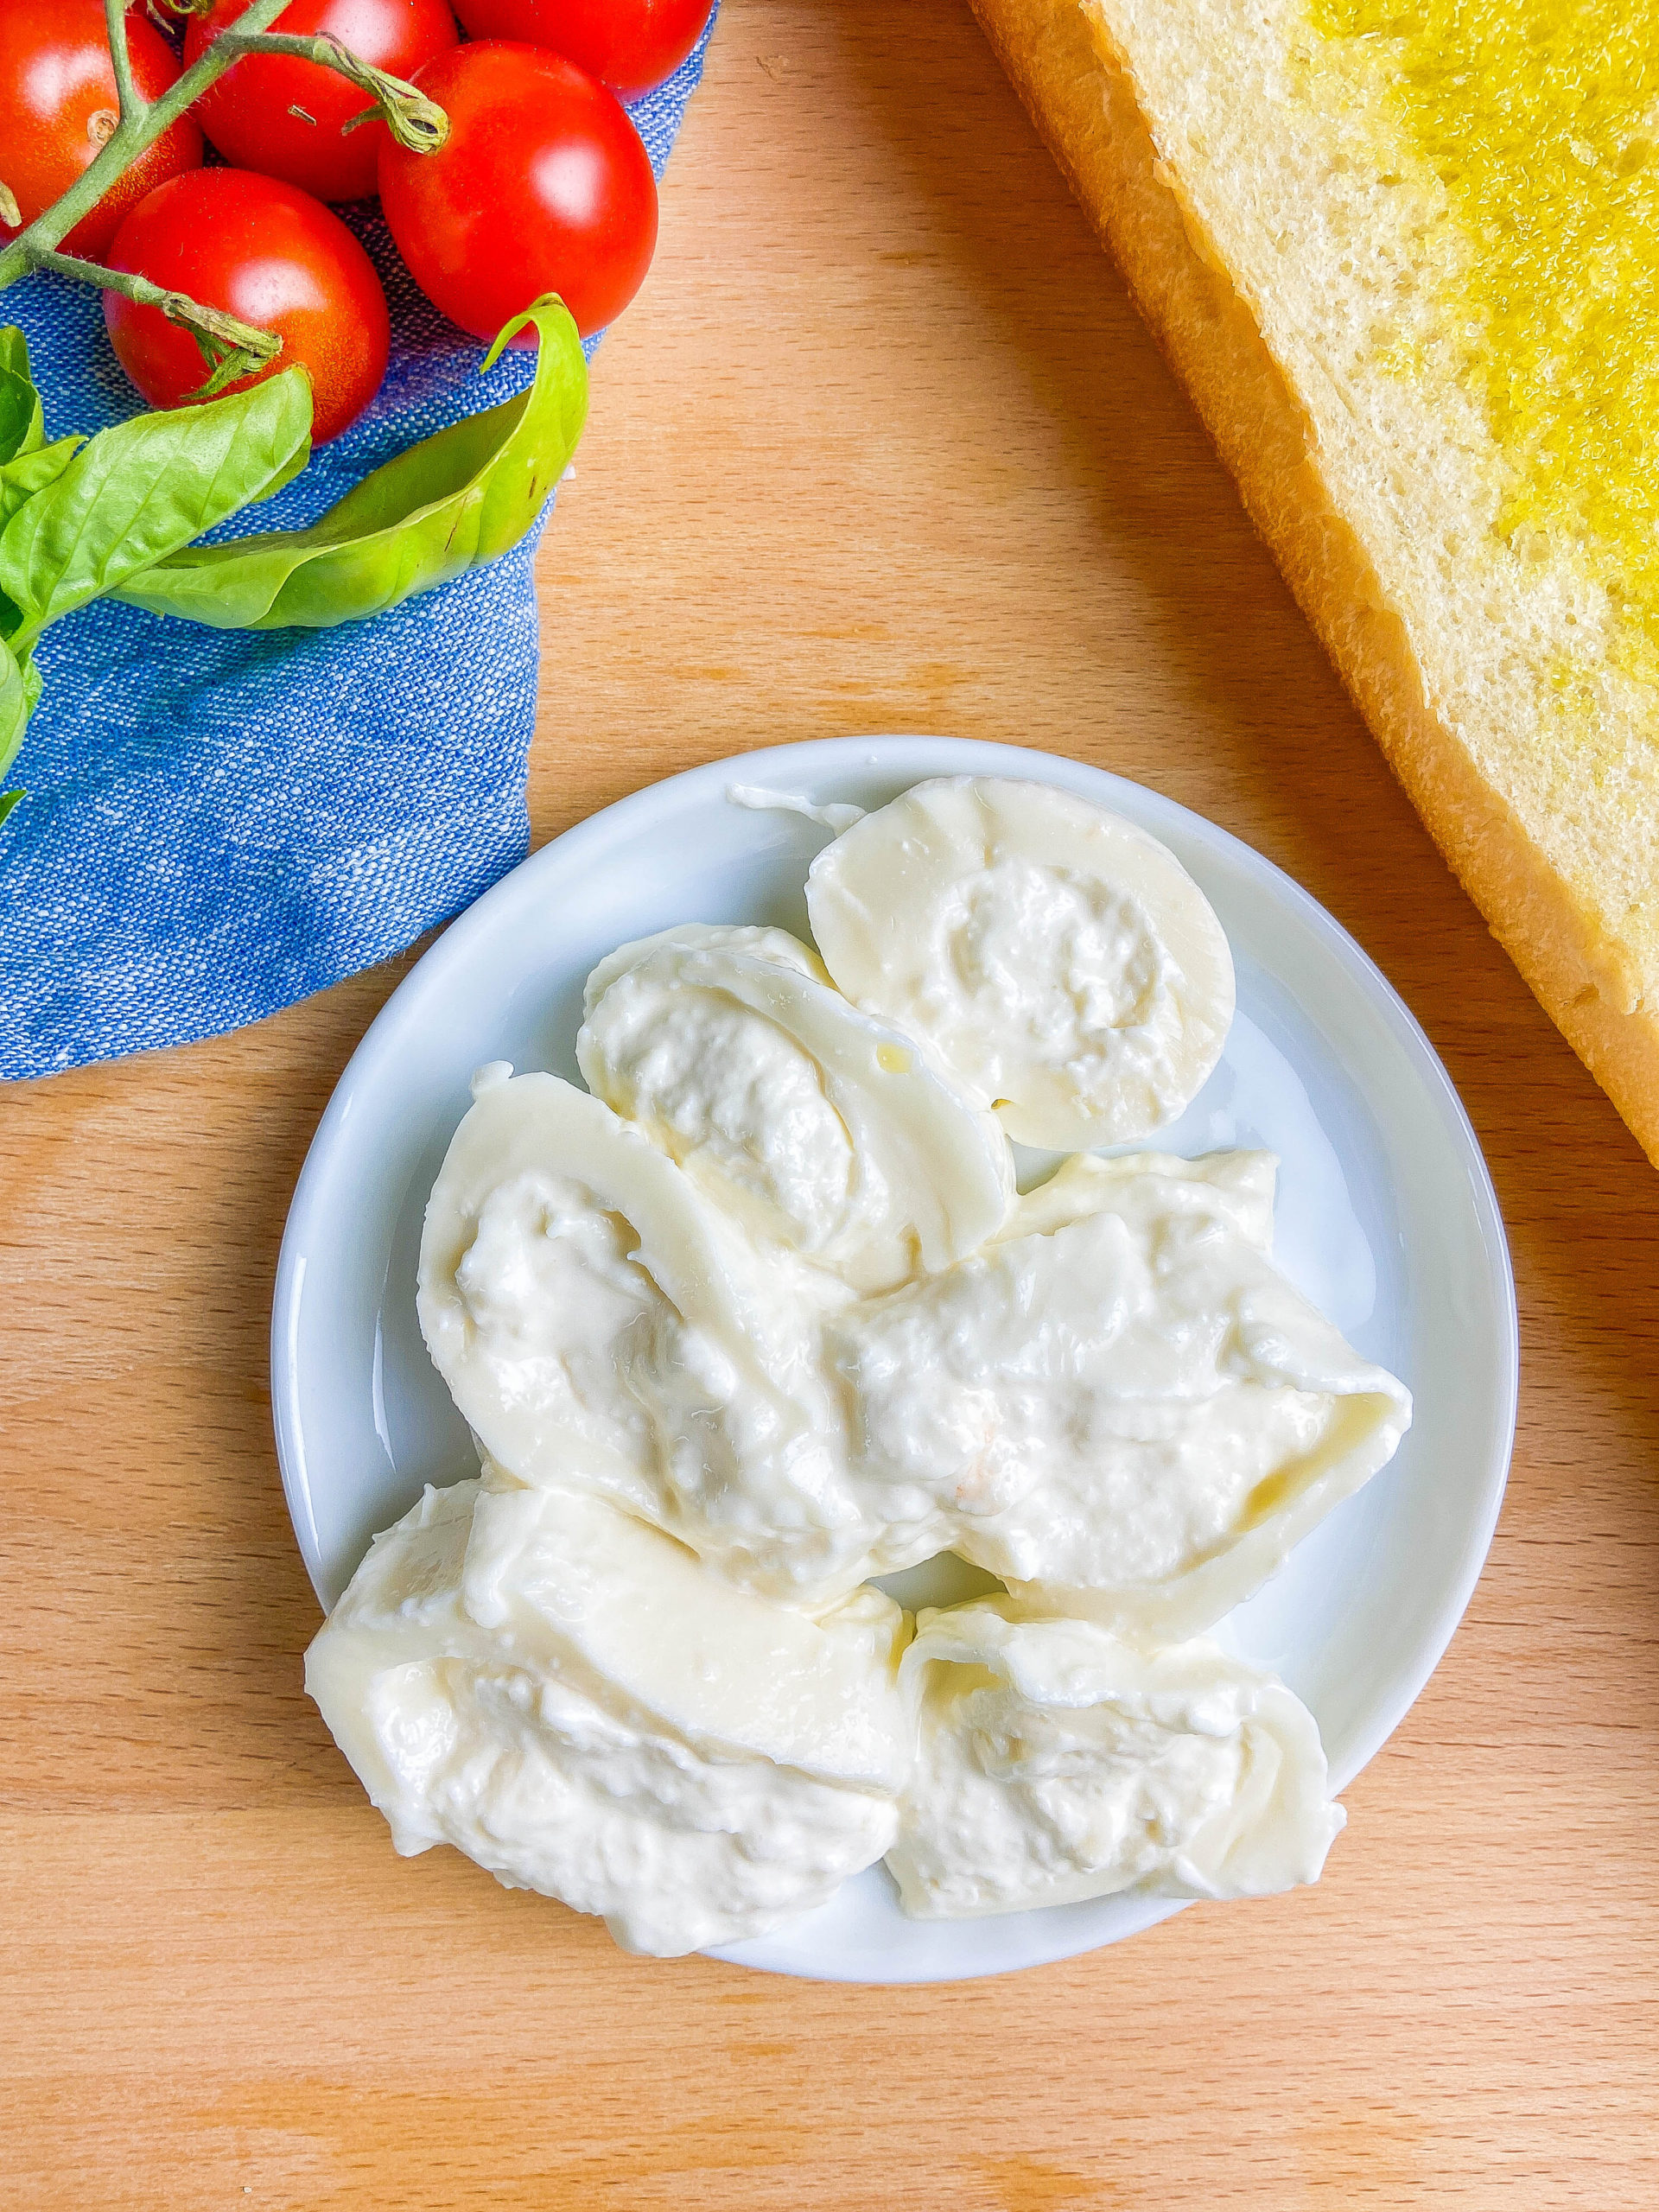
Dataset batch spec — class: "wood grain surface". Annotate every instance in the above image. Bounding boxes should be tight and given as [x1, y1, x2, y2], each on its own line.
[5, 4, 1658, 2206]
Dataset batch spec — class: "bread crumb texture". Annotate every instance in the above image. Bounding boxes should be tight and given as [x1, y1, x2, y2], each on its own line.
[1313, 0, 1659, 667]
[1056, 0, 1659, 1154]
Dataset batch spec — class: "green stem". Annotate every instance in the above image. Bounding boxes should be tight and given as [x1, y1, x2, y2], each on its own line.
[34, 248, 283, 397]
[224, 31, 449, 153]
[0, 2, 448, 291]
[0, 0, 447, 391]
[0, 0, 287, 289]
[103, 0, 144, 122]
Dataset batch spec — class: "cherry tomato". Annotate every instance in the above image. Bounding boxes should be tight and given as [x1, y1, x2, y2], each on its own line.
[0, 1, 202, 263]
[379, 42, 657, 343]
[105, 168, 390, 443]
[184, 0, 460, 204]
[449, 0, 713, 97]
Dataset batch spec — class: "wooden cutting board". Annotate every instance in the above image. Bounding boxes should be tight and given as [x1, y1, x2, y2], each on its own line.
[4, 4, 1657, 2205]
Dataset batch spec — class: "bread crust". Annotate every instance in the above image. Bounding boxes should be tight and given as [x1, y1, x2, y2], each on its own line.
[968, 0, 1659, 1166]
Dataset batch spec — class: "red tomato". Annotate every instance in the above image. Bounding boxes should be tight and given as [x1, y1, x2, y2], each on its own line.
[449, 0, 713, 97]
[105, 169, 390, 443]
[184, 0, 460, 203]
[378, 43, 657, 343]
[0, 0, 202, 262]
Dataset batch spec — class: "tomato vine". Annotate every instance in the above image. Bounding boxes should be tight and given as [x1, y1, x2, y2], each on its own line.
[0, 5, 593, 831]
[0, 0, 446, 391]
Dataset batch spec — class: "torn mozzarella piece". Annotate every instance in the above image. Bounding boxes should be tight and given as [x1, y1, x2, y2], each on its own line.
[306, 1478, 910, 1956]
[578, 928, 1012, 1293]
[418, 1071, 869, 1594]
[828, 1151, 1412, 1637]
[805, 776, 1235, 1147]
[582, 921, 830, 1010]
[887, 1600, 1344, 1919]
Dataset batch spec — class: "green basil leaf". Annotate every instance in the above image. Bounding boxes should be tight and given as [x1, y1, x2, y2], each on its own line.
[0, 632, 33, 786]
[0, 367, 313, 650]
[0, 436, 84, 533]
[0, 438, 85, 639]
[112, 296, 588, 632]
[0, 328, 44, 465]
[0, 369, 42, 468]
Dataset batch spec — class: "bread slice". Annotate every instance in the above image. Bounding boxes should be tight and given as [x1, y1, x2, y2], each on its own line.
[969, 0, 1659, 1165]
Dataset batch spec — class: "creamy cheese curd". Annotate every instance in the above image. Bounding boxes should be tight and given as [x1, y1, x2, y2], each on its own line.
[805, 777, 1236, 1148]
[578, 924, 1013, 1294]
[829, 1152, 1411, 1637]
[416, 1069, 898, 1596]
[306, 1478, 910, 1956]
[323, 791, 1402, 1949]
[583, 921, 831, 1006]
[887, 1600, 1344, 1918]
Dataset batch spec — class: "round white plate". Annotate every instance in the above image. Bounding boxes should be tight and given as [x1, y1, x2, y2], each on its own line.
[272, 734, 1516, 1984]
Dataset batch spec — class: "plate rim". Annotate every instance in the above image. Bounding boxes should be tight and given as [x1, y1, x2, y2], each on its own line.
[270, 733, 1519, 1981]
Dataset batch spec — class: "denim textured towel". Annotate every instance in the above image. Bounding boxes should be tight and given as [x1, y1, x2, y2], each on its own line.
[0, 16, 715, 1081]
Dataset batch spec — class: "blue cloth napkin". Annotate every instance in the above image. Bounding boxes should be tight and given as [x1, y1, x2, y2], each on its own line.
[0, 16, 715, 1081]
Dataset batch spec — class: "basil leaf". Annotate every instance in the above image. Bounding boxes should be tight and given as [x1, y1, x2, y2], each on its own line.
[113, 296, 588, 632]
[0, 367, 313, 650]
[0, 328, 44, 465]
[0, 632, 33, 786]
[0, 436, 84, 534]
[0, 370, 42, 468]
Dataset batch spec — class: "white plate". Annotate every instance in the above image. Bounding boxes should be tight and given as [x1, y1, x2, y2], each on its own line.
[271, 735, 1516, 1983]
